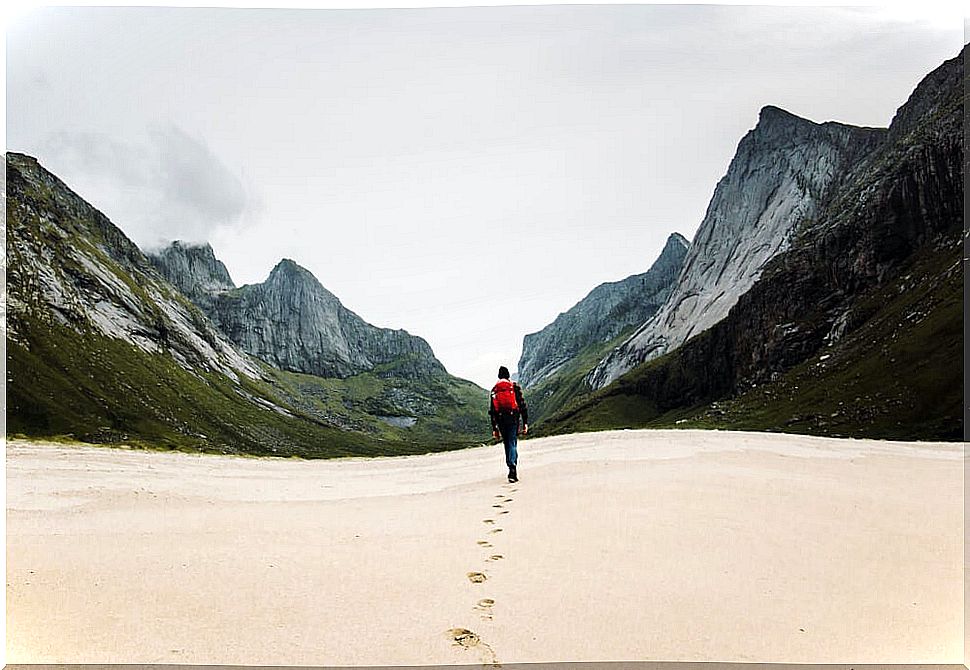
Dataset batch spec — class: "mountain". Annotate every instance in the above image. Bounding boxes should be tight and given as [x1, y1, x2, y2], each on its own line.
[588, 107, 885, 389]
[6, 152, 487, 454]
[150, 244, 446, 380]
[541, 46, 964, 441]
[517, 232, 688, 389]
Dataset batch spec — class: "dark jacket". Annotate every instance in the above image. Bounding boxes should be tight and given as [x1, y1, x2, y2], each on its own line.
[489, 380, 528, 432]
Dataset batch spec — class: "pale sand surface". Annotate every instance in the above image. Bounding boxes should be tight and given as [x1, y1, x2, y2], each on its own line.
[6, 429, 964, 665]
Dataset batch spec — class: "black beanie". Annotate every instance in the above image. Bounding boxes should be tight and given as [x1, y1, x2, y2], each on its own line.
[498, 366, 510, 379]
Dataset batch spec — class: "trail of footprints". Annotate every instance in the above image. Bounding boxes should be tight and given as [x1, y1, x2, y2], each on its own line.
[448, 483, 519, 665]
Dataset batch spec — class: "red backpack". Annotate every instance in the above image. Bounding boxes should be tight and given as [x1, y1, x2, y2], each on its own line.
[491, 379, 519, 413]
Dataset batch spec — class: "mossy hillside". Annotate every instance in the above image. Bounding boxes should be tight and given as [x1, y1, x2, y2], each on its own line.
[523, 329, 634, 429]
[266, 366, 489, 447]
[537, 341, 702, 437]
[673, 239, 963, 440]
[7, 311, 495, 456]
[8, 313, 372, 457]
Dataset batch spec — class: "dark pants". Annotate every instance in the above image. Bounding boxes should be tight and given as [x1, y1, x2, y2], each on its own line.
[496, 412, 519, 470]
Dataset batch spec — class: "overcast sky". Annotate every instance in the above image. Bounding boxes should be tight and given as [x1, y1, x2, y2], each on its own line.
[6, 4, 963, 388]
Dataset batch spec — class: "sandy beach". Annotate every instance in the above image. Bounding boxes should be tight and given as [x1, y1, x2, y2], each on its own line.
[6, 429, 964, 665]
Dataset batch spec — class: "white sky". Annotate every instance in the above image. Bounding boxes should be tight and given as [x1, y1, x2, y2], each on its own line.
[5, 2, 964, 388]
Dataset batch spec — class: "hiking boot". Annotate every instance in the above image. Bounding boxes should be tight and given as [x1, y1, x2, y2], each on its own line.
[509, 466, 518, 483]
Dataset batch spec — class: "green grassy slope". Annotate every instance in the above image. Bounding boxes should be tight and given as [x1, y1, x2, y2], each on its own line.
[8, 315, 370, 456]
[522, 329, 633, 428]
[7, 314, 490, 456]
[677, 241, 963, 440]
[266, 367, 488, 447]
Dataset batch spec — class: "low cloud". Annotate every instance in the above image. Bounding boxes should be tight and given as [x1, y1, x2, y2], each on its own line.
[151, 126, 247, 239]
[41, 125, 249, 251]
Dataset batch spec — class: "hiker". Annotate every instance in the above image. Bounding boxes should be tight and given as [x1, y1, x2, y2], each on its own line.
[489, 366, 528, 483]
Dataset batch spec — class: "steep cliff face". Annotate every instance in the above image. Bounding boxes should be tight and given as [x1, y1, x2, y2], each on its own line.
[517, 232, 688, 388]
[589, 107, 885, 388]
[543, 46, 964, 441]
[148, 241, 235, 311]
[153, 247, 448, 380]
[6, 153, 259, 380]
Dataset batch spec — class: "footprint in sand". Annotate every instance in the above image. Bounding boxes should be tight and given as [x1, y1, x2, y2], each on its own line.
[448, 628, 481, 647]
[474, 598, 496, 619]
[486, 554, 503, 561]
[489, 528, 503, 534]
[498, 510, 509, 515]
[477, 540, 492, 547]
[492, 504, 503, 508]
[467, 572, 487, 583]
[503, 498, 513, 502]
[482, 519, 495, 524]
[446, 628, 499, 665]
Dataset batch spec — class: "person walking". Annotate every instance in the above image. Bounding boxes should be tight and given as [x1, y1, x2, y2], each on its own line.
[489, 366, 528, 483]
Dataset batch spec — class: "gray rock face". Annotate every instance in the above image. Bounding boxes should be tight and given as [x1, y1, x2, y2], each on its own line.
[148, 241, 235, 311]
[517, 232, 689, 388]
[588, 106, 885, 388]
[152, 244, 447, 380]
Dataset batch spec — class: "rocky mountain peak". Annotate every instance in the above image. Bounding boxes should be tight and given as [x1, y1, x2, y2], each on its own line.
[748, 106, 824, 147]
[148, 240, 235, 308]
[266, 258, 316, 288]
[887, 44, 965, 143]
[173, 239, 210, 252]
[160, 239, 225, 265]
[757, 104, 810, 128]
[667, 231, 689, 247]
[588, 105, 887, 389]
[745, 105, 878, 157]
[160, 248, 446, 381]
[641, 232, 690, 281]
[269, 258, 306, 278]
[657, 232, 689, 263]
[261, 258, 344, 314]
